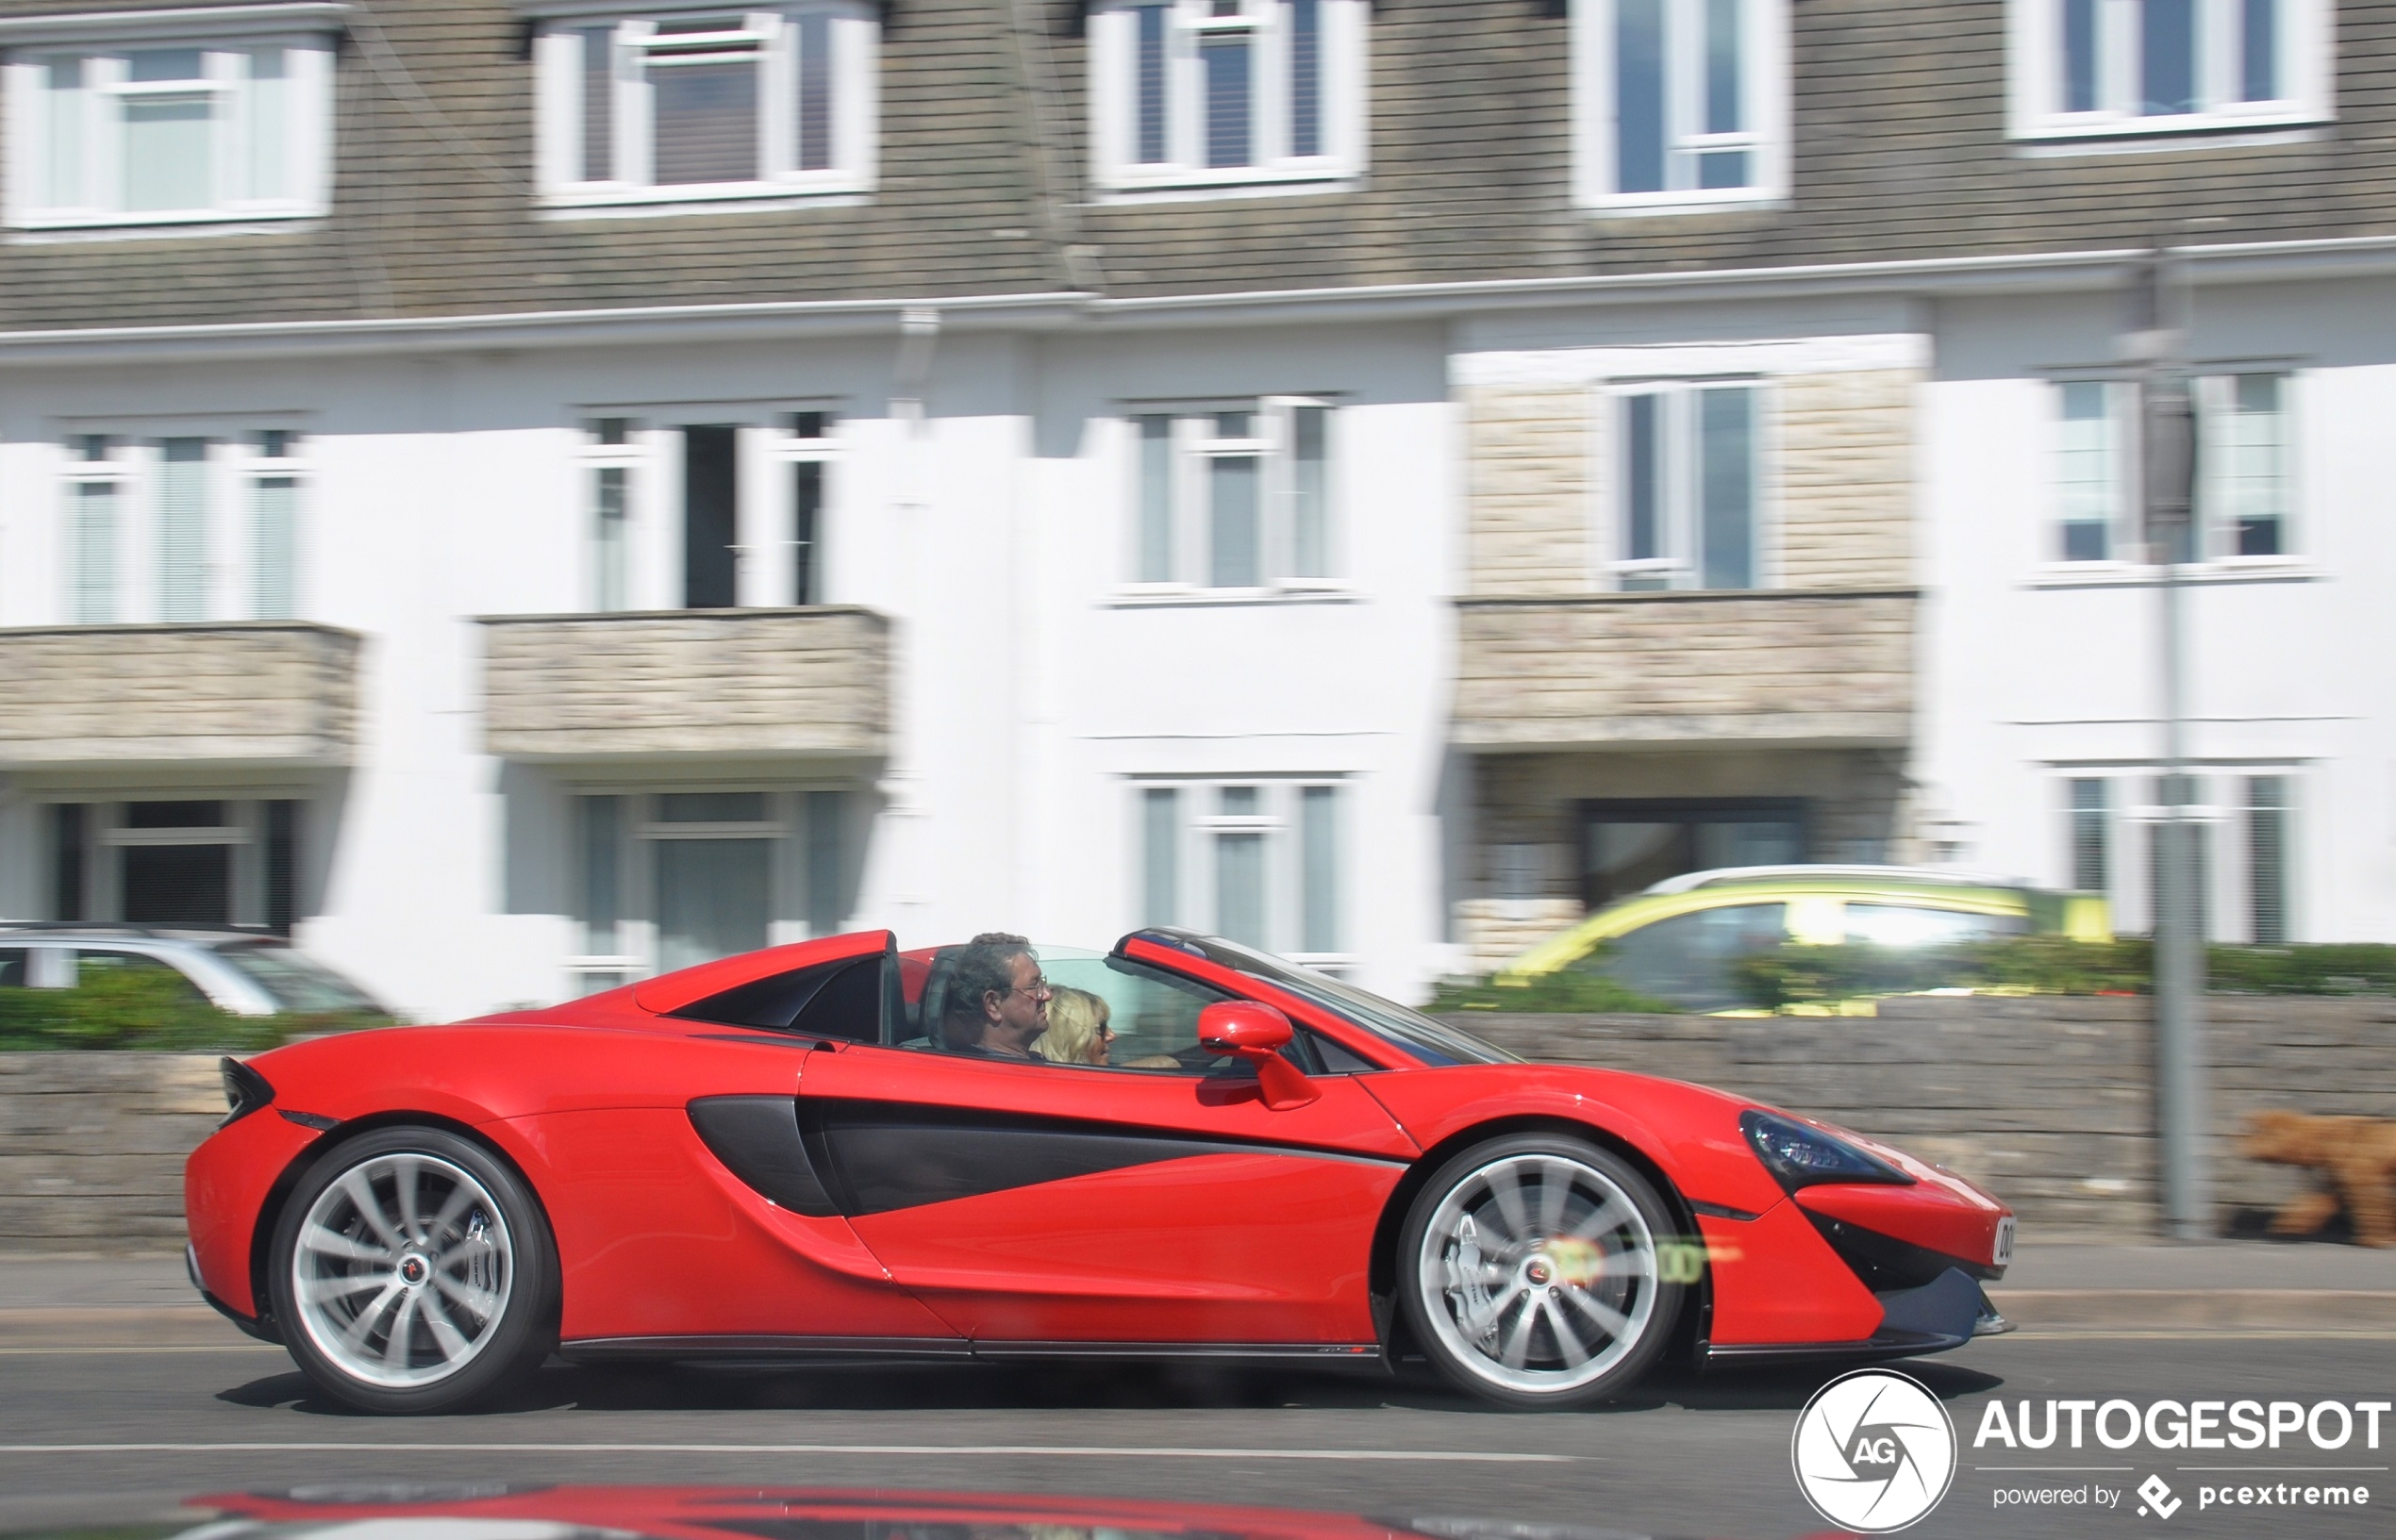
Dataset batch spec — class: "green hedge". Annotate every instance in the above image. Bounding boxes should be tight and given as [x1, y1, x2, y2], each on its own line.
[0, 967, 385, 1052]
[1733, 938, 2396, 1010]
[1430, 966, 1680, 1015]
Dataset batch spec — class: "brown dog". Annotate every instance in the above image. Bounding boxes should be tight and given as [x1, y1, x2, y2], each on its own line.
[2242, 1110, 2396, 1248]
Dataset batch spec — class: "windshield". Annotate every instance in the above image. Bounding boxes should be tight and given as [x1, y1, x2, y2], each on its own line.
[1130, 930, 1520, 1068]
[213, 944, 381, 1014]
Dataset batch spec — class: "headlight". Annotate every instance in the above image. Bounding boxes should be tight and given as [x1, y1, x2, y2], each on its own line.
[1739, 1109, 1914, 1192]
[218, 1056, 275, 1128]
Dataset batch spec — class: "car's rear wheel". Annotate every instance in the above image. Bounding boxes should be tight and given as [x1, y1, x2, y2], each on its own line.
[1398, 1133, 1684, 1409]
[268, 1126, 556, 1414]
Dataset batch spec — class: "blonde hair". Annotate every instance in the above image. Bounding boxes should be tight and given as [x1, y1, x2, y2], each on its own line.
[1039, 985, 1111, 1065]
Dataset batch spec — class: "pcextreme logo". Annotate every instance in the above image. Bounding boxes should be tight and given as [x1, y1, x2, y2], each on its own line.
[1791, 1368, 1959, 1533]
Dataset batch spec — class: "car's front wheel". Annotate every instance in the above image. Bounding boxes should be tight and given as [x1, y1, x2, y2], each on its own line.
[1397, 1133, 1685, 1409]
[268, 1125, 557, 1414]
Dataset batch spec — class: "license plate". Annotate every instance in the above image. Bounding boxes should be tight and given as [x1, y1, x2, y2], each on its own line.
[1992, 1216, 2016, 1267]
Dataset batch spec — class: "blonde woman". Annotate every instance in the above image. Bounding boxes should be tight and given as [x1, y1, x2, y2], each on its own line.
[1037, 985, 1114, 1066]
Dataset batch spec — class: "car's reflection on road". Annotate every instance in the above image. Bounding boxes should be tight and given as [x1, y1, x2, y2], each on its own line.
[116, 1486, 1703, 1540]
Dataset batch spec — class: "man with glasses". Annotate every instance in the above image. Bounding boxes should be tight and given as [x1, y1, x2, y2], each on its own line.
[937, 931, 1053, 1060]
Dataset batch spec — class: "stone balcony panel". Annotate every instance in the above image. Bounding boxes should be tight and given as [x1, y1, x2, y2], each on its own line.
[0, 622, 361, 769]
[1454, 588, 1915, 750]
[479, 606, 891, 762]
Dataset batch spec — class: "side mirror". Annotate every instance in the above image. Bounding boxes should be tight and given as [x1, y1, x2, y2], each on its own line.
[1196, 1002, 1319, 1110]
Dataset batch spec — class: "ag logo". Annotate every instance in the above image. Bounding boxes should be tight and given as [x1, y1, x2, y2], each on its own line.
[1790, 1368, 1957, 1533]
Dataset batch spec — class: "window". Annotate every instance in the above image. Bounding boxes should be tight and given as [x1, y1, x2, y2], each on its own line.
[2, 8, 335, 230]
[2008, 0, 2332, 140]
[571, 787, 852, 994]
[1582, 902, 1787, 1013]
[1574, 0, 1788, 208]
[2051, 373, 2295, 564]
[1611, 383, 1760, 590]
[534, 5, 875, 207]
[778, 410, 838, 604]
[1581, 800, 1803, 908]
[1090, 0, 1366, 192]
[2146, 772, 2214, 940]
[2070, 776, 2112, 894]
[2247, 774, 2289, 943]
[1127, 399, 1334, 590]
[44, 798, 305, 928]
[583, 418, 637, 611]
[1137, 781, 1345, 970]
[58, 430, 307, 623]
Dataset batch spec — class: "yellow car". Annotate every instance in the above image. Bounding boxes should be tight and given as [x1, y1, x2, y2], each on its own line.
[1497, 866, 2112, 1014]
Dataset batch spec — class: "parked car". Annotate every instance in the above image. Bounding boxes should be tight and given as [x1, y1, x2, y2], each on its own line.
[1497, 866, 2113, 1013]
[186, 926, 2014, 1415]
[0, 924, 388, 1018]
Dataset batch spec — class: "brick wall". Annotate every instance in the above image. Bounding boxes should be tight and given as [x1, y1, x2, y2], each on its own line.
[479, 606, 890, 760]
[0, 1054, 222, 1254]
[0, 622, 359, 769]
[1452, 995, 2396, 1236]
[1777, 369, 1915, 589]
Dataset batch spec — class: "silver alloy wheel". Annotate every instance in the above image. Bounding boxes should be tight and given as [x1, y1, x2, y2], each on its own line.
[289, 1151, 515, 1389]
[1415, 1151, 1660, 1395]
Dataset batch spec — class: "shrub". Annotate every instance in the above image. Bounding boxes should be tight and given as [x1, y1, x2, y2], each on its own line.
[1430, 965, 1678, 1015]
[0, 966, 380, 1052]
[1731, 937, 2396, 1011]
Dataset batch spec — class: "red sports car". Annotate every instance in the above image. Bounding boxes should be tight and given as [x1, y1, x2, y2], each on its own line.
[183, 927, 2015, 1415]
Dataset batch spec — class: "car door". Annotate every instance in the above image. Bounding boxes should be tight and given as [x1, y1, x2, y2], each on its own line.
[796, 950, 1418, 1349]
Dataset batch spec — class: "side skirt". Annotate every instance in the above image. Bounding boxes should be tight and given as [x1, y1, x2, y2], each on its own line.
[559, 1335, 1387, 1369]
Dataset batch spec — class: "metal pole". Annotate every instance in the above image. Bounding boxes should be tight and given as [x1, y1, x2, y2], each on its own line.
[2125, 251, 2211, 1241]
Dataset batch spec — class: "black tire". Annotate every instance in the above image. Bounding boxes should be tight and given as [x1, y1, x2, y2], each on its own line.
[1396, 1132, 1685, 1410]
[268, 1125, 557, 1414]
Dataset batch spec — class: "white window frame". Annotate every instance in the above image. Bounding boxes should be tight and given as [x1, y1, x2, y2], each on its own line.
[770, 407, 840, 605]
[1571, 0, 1789, 212]
[2006, 0, 2333, 141]
[0, 4, 339, 231]
[1121, 396, 1340, 596]
[2044, 369, 2303, 570]
[1601, 378, 1772, 591]
[1133, 777, 1349, 973]
[54, 423, 308, 625]
[1089, 0, 1367, 194]
[579, 416, 644, 612]
[530, 0, 876, 209]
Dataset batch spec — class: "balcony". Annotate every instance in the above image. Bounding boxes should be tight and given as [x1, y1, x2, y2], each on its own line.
[479, 606, 890, 762]
[0, 621, 361, 769]
[1453, 588, 1915, 750]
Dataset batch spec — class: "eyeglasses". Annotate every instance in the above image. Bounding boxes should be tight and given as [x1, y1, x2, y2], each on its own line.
[1008, 977, 1053, 1001]
[1096, 1022, 1116, 1040]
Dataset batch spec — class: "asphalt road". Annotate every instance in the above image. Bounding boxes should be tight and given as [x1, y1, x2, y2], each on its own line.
[1, 1330, 2389, 1540]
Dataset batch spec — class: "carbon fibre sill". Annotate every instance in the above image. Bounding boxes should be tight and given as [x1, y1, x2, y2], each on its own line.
[1700, 1327, 1972, 1367]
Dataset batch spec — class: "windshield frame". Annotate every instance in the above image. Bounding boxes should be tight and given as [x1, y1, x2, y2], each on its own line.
[1116, 929, 1521, 1068]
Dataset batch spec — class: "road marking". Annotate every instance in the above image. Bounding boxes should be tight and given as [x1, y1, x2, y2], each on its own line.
[0, 1443, 1572, 1463]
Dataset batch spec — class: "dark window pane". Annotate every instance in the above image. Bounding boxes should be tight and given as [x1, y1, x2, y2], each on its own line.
[1142, 787, 1179, 925]
[264, 799, 296, 936]
[1624, 394, 1660, 564]
[580, 795, 622, 953]
[653, 58, 757, 183]
[2249, 776, 2288, 944]
[656, 838, 771, 970]
[1698, 388, 1755, 589]
[1583, 801, 1805, 907]
[681, 424, 738, 608]
[2063, 519, 2111, 562]
[1208, 453, 1258, 587]
[793, 459, 823, 604]
[797, 10, 832, 170]
[2141, 0, 2197, 115]
[1616, 0, 1666, 192]
[1696, 150, 1748, 190]
[1202, 32, 1251, 167]
[657, 791, 767, 822]
[2071, 777, 2110, 894]
[1290, 0, 1322, 157]
[806, 788, 845, 934]
[122, 845, 231, 925]
[581, 26, 613, 180]
[1301, 786, 1338, 954]
[51, 804, 89, 921]
[125, 800, 225, 829]
[1136, 5, 1168, 163]
[2064, 0, 2099, 111]
[1704, 0, 1741, 133]
[2241, 0, 2278, 101]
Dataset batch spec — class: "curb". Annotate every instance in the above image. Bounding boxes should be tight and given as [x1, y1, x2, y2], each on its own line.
[1988, 1289, 2396, 1332]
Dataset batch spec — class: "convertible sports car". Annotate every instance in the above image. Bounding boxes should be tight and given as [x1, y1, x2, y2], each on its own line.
[183, 927, 2016, 1414]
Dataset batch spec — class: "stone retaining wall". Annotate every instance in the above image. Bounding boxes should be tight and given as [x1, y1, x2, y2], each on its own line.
[1452, 995, 2396, 1234]
[1, 996, 2389, 1251]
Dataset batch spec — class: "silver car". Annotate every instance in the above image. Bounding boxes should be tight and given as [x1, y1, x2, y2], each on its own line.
[0, 925, 386, 1018]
